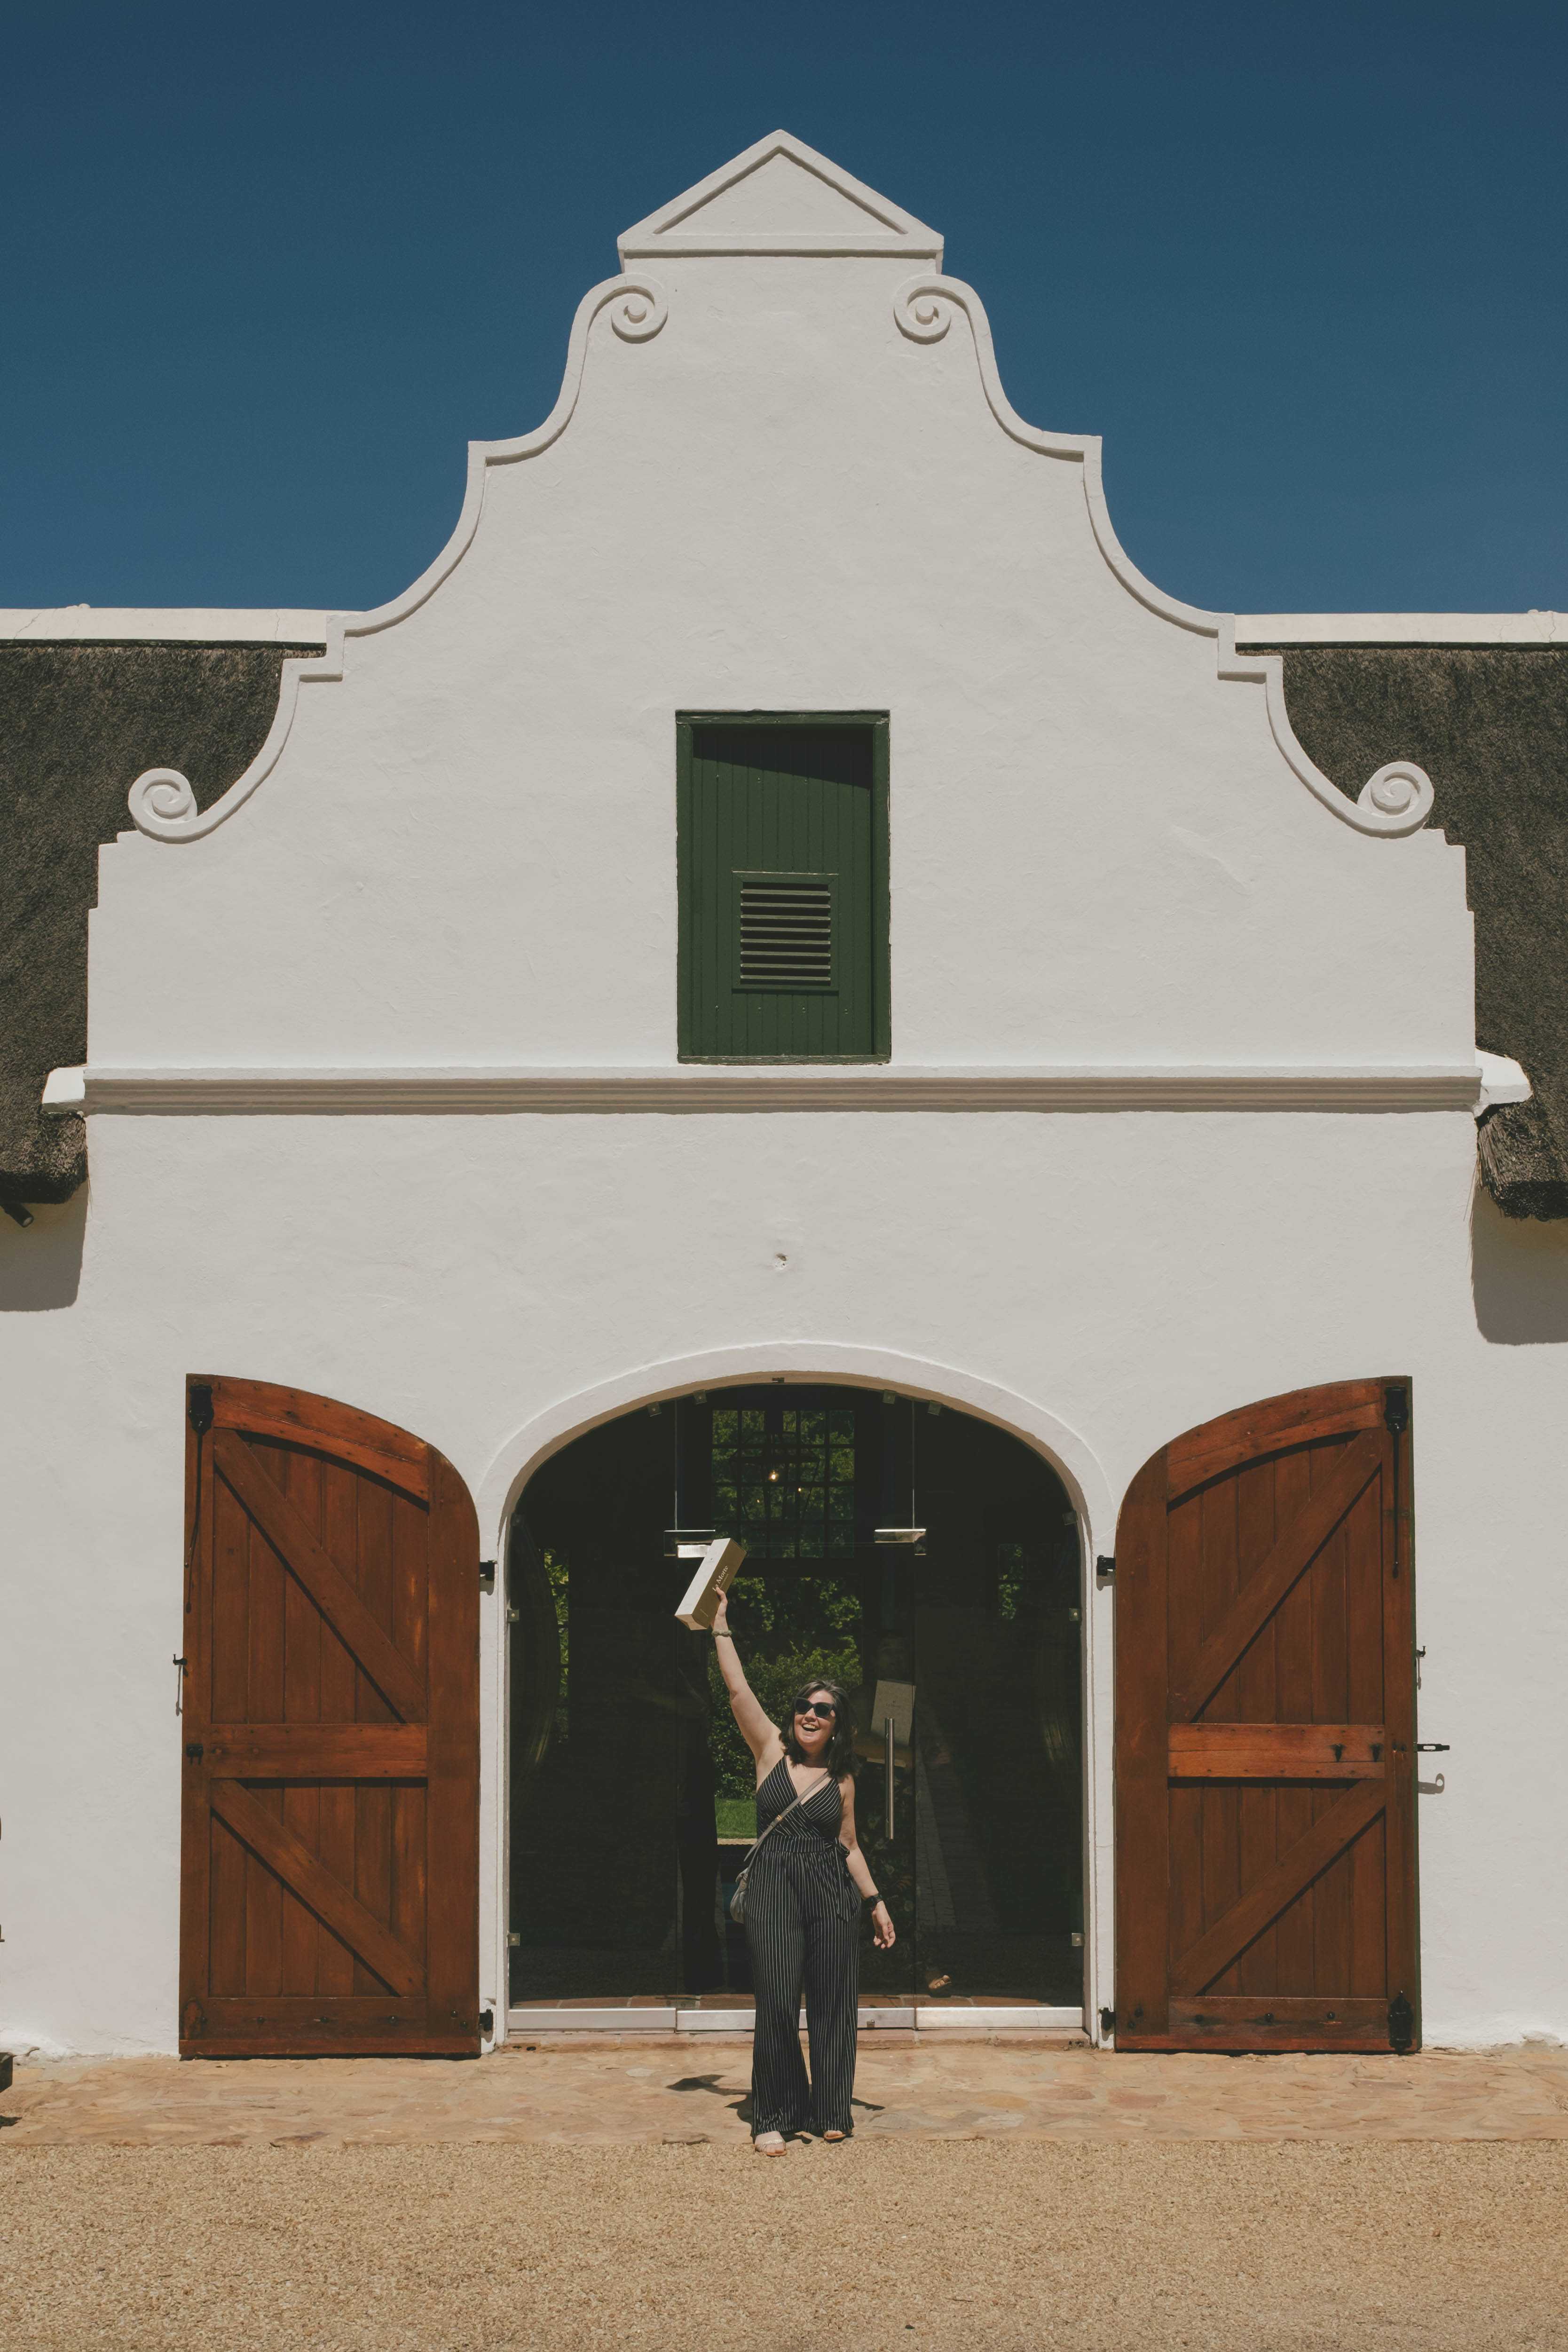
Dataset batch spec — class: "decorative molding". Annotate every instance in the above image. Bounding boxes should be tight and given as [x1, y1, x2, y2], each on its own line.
[1476, 1052, 1531, 1111]
[126, 273, 669, 843]
[1359, 762, 1436, 826]
[44, 1062, 1489, 1116]
[39, 1066, 86, 1113]
[1235, 613, 1564, 647]
[475, 1342, 1116, 1554]
[617, 129, 942, 262]
[0, 608, 336, 643]
[1227, 644, 1434, 835]
[892, 273, 1437, 839]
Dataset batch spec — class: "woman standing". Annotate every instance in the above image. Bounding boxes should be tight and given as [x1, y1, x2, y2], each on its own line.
[710, 1592, 896, 2153]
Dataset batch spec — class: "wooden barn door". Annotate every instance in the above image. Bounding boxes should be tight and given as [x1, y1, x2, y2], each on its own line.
[1114, 1379, 1417, 2052]
[178, 1376, 481, 2057]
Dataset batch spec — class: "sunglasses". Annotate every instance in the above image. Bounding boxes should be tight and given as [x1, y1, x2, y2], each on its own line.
[796, 1700, 837, 1721]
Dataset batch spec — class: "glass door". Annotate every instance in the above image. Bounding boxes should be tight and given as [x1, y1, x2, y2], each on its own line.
[509, 1404, 717, 2000]
[907, 1405, 1084, 2002]
[681, 1387, 917, 1999]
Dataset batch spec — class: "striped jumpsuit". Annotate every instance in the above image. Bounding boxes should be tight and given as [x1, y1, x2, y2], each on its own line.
[745, 1755, 861, 2139]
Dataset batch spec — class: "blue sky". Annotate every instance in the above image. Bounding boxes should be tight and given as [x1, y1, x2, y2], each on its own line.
[2, 0, 1564, 616]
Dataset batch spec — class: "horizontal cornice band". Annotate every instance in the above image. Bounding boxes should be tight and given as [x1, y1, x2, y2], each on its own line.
[45, 1064, 1487, 1115]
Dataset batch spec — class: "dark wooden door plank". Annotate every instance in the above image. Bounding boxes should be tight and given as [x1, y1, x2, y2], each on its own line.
[1113, 1448, 1172, 2037]
[202, 1726, 429, 1777]
[1166, 1380, 1388, 1499]
[1155, 1994, 1392, 2052]
[423, 1452, 481, 2044]
[189, 1998, 472, 2059]
[317, 1457, 362, 2002]
[1168, 1432, 1383, 1724]
[1381, 1398, 1419, 2026]
[209, 1778, 422, 1996]
[1170, 1777, 1387, 1997]
[1167, 1723, 1387, 1778]
[178, 1382, 214, 2025]
[213, 1431, 426, 1723]
[210, 1376, 431, 1499]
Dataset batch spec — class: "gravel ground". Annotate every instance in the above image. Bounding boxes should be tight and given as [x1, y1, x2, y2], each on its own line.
[4, 2139, 1565, 2351]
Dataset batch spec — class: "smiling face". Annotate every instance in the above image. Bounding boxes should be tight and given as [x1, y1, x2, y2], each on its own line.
[793, 1689, 837, 1760]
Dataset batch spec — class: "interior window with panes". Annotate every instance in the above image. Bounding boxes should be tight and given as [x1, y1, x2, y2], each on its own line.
[710, 1403, 858, 1559]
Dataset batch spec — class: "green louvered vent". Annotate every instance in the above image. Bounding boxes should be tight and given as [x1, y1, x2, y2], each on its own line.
[678, 717, 889, 1062]
[738, 878, 833, 989]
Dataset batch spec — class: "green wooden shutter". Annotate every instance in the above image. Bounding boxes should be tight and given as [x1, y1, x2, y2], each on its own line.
[678, 717, 890, 1061]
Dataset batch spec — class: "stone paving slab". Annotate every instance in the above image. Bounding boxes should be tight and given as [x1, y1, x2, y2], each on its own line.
[4, 2037, 1567, 2147]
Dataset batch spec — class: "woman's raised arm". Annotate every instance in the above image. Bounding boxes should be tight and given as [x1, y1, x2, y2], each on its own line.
[710, 1592, 778, 1762]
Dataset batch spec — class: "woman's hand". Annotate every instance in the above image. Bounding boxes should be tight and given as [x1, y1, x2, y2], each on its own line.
[711, 1591, 729, 1636]
[870, 1900, 896, 1951]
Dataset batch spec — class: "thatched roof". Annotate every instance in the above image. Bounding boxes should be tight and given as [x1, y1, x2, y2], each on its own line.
[1264, 646, 1568, 1220]
[0, 642, 323, 1204]
[0, 636, 1563, 1215]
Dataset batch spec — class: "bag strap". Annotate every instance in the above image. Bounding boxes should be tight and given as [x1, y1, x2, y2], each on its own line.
[737, 1768, 835, 1871]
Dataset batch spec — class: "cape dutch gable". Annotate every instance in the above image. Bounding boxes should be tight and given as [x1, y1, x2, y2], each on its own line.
[3, 134, 1559, 1204]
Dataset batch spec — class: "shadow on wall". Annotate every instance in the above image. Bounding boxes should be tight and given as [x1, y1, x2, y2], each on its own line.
[0, 1189, 85, 1311]
[1472, 1184, 1568, 1344]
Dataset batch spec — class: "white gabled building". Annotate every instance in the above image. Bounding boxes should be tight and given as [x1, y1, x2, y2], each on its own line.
[2, 133, 1564, 2063]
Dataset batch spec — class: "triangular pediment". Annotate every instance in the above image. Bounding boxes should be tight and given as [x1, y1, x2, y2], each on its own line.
[618, 131, 943, 262]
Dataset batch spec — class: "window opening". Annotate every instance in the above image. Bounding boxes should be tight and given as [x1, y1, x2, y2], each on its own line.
[711, 1403, 857, 1559]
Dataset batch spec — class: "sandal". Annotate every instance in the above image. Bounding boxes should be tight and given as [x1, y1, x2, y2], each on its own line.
[753, 2131, 788, 2157]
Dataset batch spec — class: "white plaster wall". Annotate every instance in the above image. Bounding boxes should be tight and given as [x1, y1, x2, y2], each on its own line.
[2, 1109, 1565, 2053]
[87, 250, 1472, 1073]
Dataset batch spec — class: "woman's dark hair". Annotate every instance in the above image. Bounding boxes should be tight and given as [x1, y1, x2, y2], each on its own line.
[781, 1677, 858, 1777]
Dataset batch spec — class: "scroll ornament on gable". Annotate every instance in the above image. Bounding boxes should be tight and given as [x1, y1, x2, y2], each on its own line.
[125, 272, 670, 843]
[891, 273, 1436, 839]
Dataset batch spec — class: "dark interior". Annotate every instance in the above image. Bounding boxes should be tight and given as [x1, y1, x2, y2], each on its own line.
[507, 1385, 1084, 2006]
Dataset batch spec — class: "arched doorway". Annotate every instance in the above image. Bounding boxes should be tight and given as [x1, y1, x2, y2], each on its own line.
[506, 1383, 1083, 2017]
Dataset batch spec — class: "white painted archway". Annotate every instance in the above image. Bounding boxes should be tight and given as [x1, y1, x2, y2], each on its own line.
[474, 1344, 1118, 2047]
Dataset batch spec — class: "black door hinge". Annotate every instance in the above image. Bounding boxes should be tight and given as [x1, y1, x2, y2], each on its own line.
[1095, 1555, 1115, 1586]
[478, 1560, 496, 1592]
[1383, 1384, 1410, 1437]
[478, 2007, 494, 2038]
[1098, 2006, 1115, 2039]
[1388, 1990, 1415, 2053]
[188, 1382, 214, 1436]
